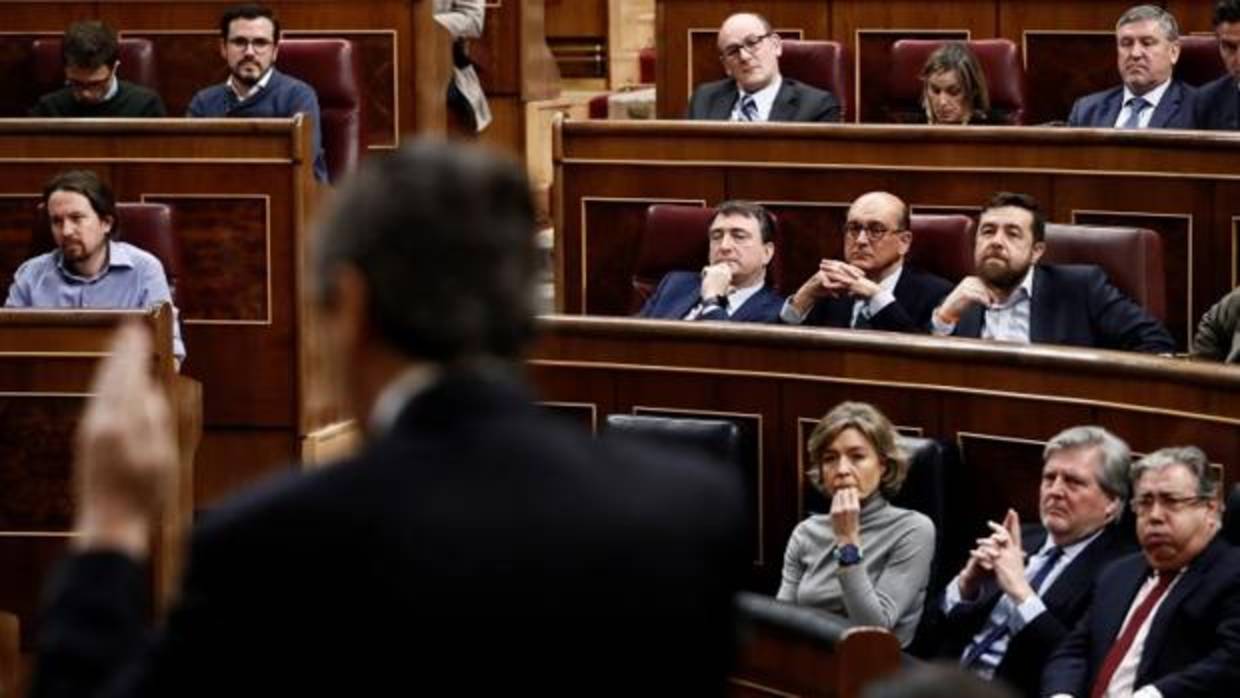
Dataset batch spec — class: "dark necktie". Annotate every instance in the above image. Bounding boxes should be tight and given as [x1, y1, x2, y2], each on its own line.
[1121, 96, 1150, 129]
[961, 546, 1063, 668]
[853, 304, 873, 329]
[1088, 570, 1177, 698]
[739, 95, 758, 122]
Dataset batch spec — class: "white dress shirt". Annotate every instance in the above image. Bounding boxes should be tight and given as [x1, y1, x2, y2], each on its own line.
[780, 265, 902, 326]
[683, 278, 764, 320]
[1112, 79, 1172, 129]
[730, 75, 783, 122]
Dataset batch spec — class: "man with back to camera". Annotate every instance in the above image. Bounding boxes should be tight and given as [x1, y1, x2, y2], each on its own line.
[930, 191, 1175, 353]
[1067, 5, 1196, 129]
[29, 140, 747, 697]
[639, 199, 785, 322]
[187, 4, 328, 182]
[30, 20, 166, 117]
[780, 191, 951, 333]
[925, 426, 1137, 698]
[1042, 446, 1240, 698]
[1193, 0, 1240, 129]
[5, 169, 185, 366]
[688, 12, 841, 122]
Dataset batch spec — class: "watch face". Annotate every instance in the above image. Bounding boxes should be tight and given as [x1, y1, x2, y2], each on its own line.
[837, 544, 861, 565]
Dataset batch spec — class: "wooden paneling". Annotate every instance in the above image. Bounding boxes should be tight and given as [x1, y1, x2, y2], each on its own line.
[656, 0, 1219, 120]
[529, 316, 1240, 589]
[554, 120, 1240, 351]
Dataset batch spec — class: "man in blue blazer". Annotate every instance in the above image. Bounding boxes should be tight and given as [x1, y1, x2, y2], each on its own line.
[1193, 1, 1240, 130]
[931, 192, 1175, 353]
[639, 200, 784, 322]
[926, 426, 1137, 698]
[687, 12, 840, 123]
[1042, 446, 1240, 698]
[1068, 5, 1196, 129]
[780, 191, 951, 333]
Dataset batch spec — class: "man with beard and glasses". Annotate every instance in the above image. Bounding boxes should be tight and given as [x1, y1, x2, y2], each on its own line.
[930, 192, 1174, 353]
[1067, 5, 1196, 129]
[188, 4, 327, 182]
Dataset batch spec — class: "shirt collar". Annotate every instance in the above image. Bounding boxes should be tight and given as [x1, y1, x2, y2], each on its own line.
[1123, 78, 1172, 108]
[228, 67, 276, 101]
[54, 239, 132, 282]
[990, 265, 1036, 310]
[1040, 525, 1104, 559]
[367, 363, 441, 436]
[876, 263, 903, 294]
[101, 75, 120, 102]
[739, 74, 783, 118]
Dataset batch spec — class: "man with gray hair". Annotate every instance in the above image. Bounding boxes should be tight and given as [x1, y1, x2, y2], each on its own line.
[1068, 4, 1197, 128]
[929, 426, 1136, 698]
[1044, 446, 1240, 698]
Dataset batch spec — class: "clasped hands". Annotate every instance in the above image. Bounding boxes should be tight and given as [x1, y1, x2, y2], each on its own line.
[829, 486, 862, 547]
[957, 508, 1035, 604]
[790, 260, 880, 313]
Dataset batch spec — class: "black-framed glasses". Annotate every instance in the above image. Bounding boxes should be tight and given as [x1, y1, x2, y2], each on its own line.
[843, 221, 899, 242]
[720, 33, 773, 62]
[1129, 493, 1209, 516]
[227, 36, 275, 51]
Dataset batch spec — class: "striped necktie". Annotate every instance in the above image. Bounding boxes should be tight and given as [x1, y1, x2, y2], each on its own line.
[739, 95, 758, 122]
[1121, 96, 1150, 129]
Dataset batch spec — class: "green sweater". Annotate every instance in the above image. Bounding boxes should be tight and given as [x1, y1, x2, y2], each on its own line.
[30, 80, 166, 117]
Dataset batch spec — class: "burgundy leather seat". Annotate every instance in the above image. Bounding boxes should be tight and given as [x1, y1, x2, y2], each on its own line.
[887, 39, 1027, 124]
[780, 40, 852, 121]
[30, 37, 160, 101]
[276, 38, 364, 183]
[1176, 35, 1228, 87]
[906, 213, 974, 284]
[1042, 224, 1166, 322]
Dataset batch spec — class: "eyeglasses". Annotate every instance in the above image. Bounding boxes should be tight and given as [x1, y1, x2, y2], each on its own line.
[1129, 493, 1209, 516]
[843, 221, 899, 242]
[66, 73, 113, 94]
[720, 33, 773, 62]
[227, 36, 275, 51]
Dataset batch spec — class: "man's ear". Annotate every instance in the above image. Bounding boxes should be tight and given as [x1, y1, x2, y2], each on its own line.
[219, 39, 229, 62]
[1031, 240, 1047, 265]
[762, 241, 774, 265]
[100, 215, 114, 237]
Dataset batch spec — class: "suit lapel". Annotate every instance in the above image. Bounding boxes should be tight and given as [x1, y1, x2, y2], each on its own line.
[955, 305, 985, 338]
[1100, 88, 1125, 128]
[769, 80, 798, 121]
[1028, 266, 1051, 342]
[730, 286, 769, 321]
[1135, 539, 1223, 683]
[711, 83, 740, 120]
[1041, 528, 1110, 612]
[1148, 81, 1181, 128]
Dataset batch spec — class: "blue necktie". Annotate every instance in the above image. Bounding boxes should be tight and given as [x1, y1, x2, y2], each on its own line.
[739, 95, 758, 122]
[1121, 96, 1150, 129]
[961, 545, 1063, 668]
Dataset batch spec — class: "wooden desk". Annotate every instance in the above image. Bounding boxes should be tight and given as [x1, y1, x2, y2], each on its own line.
[0, 117, 325, 505]
[655, 0, 1219, 123]
[554, 119, 1240, 350]
[529, 315, 1240, 589]
[0, 306, 201, 653]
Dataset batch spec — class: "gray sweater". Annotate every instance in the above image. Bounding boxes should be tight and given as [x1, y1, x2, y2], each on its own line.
[776, 495, 935, 646]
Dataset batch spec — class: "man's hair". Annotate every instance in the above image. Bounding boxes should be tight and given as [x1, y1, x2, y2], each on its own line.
[1216, 0, 1240, 26]
[1117, 4, 1181, 41]
[311, 140, 538, 362]
[722, 12, 773, 34]
[42, 170, 118, 237]
[1130, 446, 1220, 501]
[1044, 426, 1132, 518]
[62, 20, 119, 70]
[979, 191, 1046, 243]
[920, 42, 992, 119]
[806, 401, 909, 499]
[712, 200, 776, 244]
[219, 3, 281, 41]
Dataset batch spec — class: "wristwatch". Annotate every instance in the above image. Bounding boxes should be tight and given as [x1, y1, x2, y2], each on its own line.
[836, 543, 863, 567]
[705, 294, 729, 310]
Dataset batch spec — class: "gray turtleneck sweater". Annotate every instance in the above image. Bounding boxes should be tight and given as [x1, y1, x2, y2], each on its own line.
[776, 495, 935, 647]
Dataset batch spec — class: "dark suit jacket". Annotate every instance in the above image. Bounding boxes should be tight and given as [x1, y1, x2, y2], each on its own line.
[796, 265, 951, 333]
[1042, 536, 1240, 698]
[927, 525, 1135, 698]
[1067, 80, 1196, 129]
[1193, 74, 1240, 131]
[639, 270, 784, 322]
[687, 77, 841, 122]
[31, 370, 748, 697]
[950, 264, 1175, 353]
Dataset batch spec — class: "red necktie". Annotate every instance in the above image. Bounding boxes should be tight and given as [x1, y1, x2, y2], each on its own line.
[1089, 570, 1177, 698]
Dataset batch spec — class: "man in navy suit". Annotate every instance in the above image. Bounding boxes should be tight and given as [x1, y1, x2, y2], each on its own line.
[639, 200, 784, 322]
[928, 426, 1136, 698]
[688, 12, 840, 123]
[781, 191, 951, 332]
[1193, 0, 1240, 130]
[1043, 446, 1240, 698]
[30, 141, 748, 697]
[1068, 5, 1196, 129]
[931, 192, 1174, 353]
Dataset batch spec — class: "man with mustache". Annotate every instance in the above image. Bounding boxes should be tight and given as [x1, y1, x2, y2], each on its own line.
[930, 192, 1174, 353]
[1043, 446, 1240, 698]
[927, 426, 1136, 698]
[1193, 0, 1240, 130]
[1068, 5, 1196, 129]
[780, 191, 951, 332]
[688, 12, 841, 122]
[188, 4, 327, 182]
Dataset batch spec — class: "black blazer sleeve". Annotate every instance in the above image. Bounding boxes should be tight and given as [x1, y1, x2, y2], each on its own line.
[1083, 269, 1175, 353]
